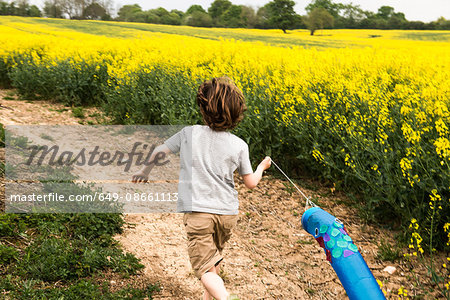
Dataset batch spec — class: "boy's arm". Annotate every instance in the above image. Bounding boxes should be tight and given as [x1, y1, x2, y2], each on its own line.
[242, 156, 271, 189]
[131, 144, 171, 183]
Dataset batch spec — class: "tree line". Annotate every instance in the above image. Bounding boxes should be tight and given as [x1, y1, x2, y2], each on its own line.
[1, 0, 449, 33]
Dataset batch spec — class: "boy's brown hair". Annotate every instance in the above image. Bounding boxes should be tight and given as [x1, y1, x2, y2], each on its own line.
[196, 76, 246, 131]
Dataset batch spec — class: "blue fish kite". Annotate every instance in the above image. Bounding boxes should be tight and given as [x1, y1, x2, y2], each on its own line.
[301, 207, 386, 300]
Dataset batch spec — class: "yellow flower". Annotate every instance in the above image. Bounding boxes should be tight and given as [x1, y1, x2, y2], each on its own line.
[312, 149, 324, 161]
[400, 157, 413, 177]
[376, 279, 383, 288]
[434, 137, 450, 158]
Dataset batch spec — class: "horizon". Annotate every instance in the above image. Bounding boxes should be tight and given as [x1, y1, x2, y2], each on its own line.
[24, 0, 450, 23]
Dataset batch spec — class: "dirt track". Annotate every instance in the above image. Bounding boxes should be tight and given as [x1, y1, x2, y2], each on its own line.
[0, 89, 422, 299]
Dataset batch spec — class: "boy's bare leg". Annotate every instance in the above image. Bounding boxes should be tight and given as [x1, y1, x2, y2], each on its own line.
[202, 262, 223, 300]
[203, 288, 213, 300]
[203, 280, 213, 300]
[215, 261, 221, 274]
[201, 265, 229, 300]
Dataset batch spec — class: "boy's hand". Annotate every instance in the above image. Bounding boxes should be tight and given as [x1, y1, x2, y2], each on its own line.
[243, 156, 271, 189]
[132, 170, 149, 183]
[259, 156, 271, 171]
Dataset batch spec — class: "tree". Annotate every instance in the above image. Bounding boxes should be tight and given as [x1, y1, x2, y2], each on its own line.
[75, 0, 87, 18]
[171, 9, 184, 19]
[435, 17, 450, 30]
[377, 6, 394, 20]
[266, 0, 299, 33]
[147, 6, 169, 22]
[184, 5, 209, 27]
[28, 5, 41, 17]
[59, 0, 77, 18]
[184, 10, 213, 27]
[145, 11, 160, 23]
[43, 0, 63, 18]
[341, 3, 365, 28]
[0, 1, 7, 15]
[255, 4, 271, 28]
[405, 20, 426, 30]
[304, 7, 333, 35]
[117, 4, 142, 22]
[186, 5, 206, 15]
[15, 0, 28, 16]
[83, 2, 106, 20]
[161, 12, 182, 25]
[208, 0, 232, 25]
[388, 12, 406, 29]
[359, 10, 376, 29]
[144, 7, 181, 25]
[97, 0, 113, 20]
[305, 0, 347, 27]
[306, 0, 343, 18]
[0, 0, 41, 17]
[221, 4, 242, 27]
[240, 5, 257, 28]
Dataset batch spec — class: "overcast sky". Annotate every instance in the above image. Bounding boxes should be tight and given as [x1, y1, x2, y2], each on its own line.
[28, 0, 450, 22]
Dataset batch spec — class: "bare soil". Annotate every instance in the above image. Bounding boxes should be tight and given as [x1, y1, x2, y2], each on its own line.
[1, 89, 443, 299]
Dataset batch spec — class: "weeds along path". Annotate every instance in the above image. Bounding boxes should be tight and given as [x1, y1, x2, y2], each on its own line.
[1, 89, 412, 299]
[0, 90, 102, 125]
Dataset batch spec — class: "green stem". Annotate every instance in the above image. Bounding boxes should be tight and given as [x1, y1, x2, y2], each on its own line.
[408, 259, 421, 292]
[430, 206, 435, 273]
[422, 201, 449, 298]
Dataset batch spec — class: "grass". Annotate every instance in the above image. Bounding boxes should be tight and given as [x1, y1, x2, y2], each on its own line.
[72, 107, 85, 118]
[297, 239, 314, 245]
[0, 134, 160, 299]
[0, 276, 160, 299]
[39, 133, 54, 141]
[398, 31, 450, 41]
[376, 239, 403, 262]
[49, 107, 69, 113]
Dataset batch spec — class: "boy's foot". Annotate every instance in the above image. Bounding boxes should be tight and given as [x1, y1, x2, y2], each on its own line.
[227, 294, 239, 300]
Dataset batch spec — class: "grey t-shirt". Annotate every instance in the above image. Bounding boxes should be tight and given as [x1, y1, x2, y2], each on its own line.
[164, 125, 253, 215]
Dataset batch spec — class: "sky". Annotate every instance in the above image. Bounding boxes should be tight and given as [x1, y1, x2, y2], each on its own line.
[28, 0, 450, 22]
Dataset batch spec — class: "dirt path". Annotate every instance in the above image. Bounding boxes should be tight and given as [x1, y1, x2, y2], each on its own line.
[119, 178, 410, 299]
[1, 89, 418, 299]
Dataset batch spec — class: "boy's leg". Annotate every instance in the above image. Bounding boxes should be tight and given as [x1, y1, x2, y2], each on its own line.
[207, 215, 238, 299]
[203, 289, 213, 300]
[183, 213, 228, 299]
[215, 261, 221, 274]
[203, 260, 223, 300]
[201, 265, 229, 300]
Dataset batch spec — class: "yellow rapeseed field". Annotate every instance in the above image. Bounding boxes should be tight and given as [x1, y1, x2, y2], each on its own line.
[0, 17, 449, 265]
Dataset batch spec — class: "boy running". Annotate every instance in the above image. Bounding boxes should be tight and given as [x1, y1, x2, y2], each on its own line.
[133, 76, 271, 300]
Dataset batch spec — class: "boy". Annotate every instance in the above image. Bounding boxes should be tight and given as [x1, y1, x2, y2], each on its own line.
[132, 76, 271, 300]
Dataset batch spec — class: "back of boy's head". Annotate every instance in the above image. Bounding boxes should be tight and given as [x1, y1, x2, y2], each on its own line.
[196, 76, 246, 131]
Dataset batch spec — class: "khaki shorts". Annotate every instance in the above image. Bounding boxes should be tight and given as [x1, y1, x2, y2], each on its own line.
[183, 212, 238, 279]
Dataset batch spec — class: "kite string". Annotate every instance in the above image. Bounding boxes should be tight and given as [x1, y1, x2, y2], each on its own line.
[270, 159, 317, 211]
